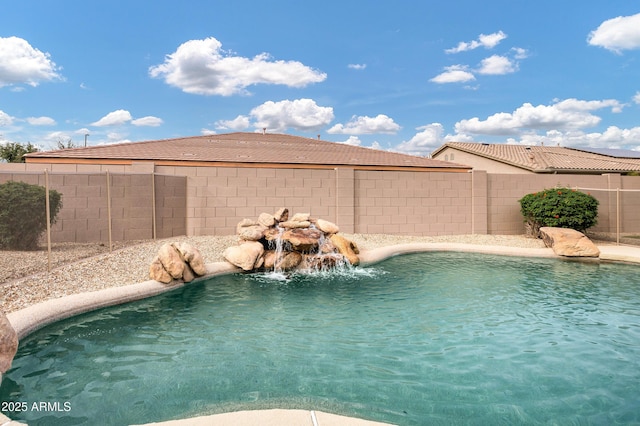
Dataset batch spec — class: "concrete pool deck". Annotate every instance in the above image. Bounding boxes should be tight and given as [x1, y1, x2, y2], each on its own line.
[4, 241, 640, 426]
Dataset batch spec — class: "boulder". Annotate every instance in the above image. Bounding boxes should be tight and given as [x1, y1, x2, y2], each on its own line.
[282, 228, 322, 252]
[302, 253, 344, 270]
[316, 218, 339, 234]
[539, 227, 600, 257]
[258, 212, 276, 227]
[223, 241, 265, 271]
[0, 311, 18, 374]
[158, 243, 185, 279]
[279, 220, 311, 229]
[290, 212, 311, 222]
[276, 251, 303, 271]
[236, 219, 266, 241]
[149, 256, 173, 283]
[330, 234, 360, 265]
[274, 207, 289, 222]
[172, 242, 207, 276]
[182, 264, 196, 283]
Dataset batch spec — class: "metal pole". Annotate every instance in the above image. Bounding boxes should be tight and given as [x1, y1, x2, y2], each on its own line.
[151, 172, 157, 240]
[106, 171, 113, 252]
[616, 187, 620, 246]
[45, 169, 52, 272]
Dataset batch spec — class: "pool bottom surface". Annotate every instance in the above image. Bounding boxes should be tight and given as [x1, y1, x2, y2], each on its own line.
[2, 252, 640, 425]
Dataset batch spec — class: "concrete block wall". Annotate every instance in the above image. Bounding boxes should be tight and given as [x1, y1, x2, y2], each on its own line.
[353, 170, 473, 236]
[0, 168, 185, 243]
[153, 166, 336, 236]
[2, 161, 639, 242]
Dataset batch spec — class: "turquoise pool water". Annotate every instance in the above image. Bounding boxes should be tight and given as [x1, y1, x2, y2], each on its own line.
[2, 252, 640, 425]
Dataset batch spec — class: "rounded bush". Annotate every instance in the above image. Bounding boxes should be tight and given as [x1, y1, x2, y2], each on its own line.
[519, 187, 598, 237]
[0, 181, 63, 250]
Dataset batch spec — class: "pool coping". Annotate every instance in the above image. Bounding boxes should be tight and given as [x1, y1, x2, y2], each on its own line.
[4, 242, 640, 426]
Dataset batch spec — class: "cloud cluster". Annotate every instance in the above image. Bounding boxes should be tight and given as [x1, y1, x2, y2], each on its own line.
[216, 99, 334, 133]
[445, 31, 507, 54]
[91, 110, 163, 127]
[454, 98, 623, 136]
[0, 37, 62, 88]
[432, 31, 527, 84]
[588, 12, 640, 53]
[327, 114, 401, 135]
[149, 37, 327, 96]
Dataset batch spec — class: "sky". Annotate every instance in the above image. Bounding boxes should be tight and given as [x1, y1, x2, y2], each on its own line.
[1, 1, 640, 156]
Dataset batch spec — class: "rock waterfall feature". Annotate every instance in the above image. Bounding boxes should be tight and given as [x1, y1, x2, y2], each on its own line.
[223, 208, 359, 273]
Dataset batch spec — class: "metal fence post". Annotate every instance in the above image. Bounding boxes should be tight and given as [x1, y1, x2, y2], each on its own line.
[44, 169, 52, 272]
[106, 170, 113, 252]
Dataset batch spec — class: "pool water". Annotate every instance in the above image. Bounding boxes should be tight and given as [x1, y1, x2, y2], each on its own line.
[2, 252, 640, 425]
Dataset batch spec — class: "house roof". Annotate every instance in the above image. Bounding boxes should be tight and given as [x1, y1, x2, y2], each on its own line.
[25, 132, 470, 171]
[569, 147, 640, 159]
[432, 142, 640, 173]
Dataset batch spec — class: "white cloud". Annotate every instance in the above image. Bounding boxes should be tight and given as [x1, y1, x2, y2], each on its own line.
[477, 55, 517, 75]
[633, 91, 640, 104]
[0, 110, 15, 126]
[505, 126, 640, 150]
[445, 31, 507, 54]
[455, 98, 624, 136]
[91, 110, 133, 127]
[215, 115, 250, 131]
[0, 36, 63, 87]
[588, 13, 640, 53]
[149, 37, 327, 96]
[327, 114, 400, 135]
[430, 65, 476, 84]
[340, 136, 362, 146]
[26, 116, 56, 126]
[250, 98, 334, 132]
[348, 64, 367, 70]
[131, 116, 163, 127]
[511, 47, 529, 59]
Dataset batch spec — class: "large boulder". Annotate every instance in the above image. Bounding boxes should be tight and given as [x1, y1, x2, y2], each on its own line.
[172, 242, 207, 276]
[539, 227, 600, 257]
[223, 241, 265, 271]
[236, 219, 266, 241]
[282, 228, 322, 252]
[264, 251, 303, 271]
[149, 256, 173, 283]
[274, 207, 289, 222]
[158, 243, 185, 279]
[330, 234, 360, 265]
[0, 311, 18, 374]
[257, 212, 276, 228]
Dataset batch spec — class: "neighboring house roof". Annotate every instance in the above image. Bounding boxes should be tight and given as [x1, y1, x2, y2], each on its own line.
[569, 147, 640, 159]
[432, 142, 640, 173]
[26, 132, 470, 171]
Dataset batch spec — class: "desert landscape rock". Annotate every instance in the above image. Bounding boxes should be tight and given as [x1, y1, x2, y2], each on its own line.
[149, 242, 207, 283]
[539, 227, 600, 257]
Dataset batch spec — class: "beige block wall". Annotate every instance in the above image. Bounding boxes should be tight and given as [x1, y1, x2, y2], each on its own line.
[0, 167, 185, 243]
[354, 170, 473, 236]
[154, 166, 336, 236]
[3, 161, 638, 243]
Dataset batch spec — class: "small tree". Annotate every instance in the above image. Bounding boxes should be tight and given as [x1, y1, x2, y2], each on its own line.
[0, 181, 63, 250]
[0, 142, 39, 163]
[519, 187, 599, 237]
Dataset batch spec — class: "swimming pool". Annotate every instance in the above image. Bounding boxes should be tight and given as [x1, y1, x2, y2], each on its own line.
[2, 252, 639, 425]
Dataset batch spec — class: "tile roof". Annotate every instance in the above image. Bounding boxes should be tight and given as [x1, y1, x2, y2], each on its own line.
[26, 132, 469, 170]
[432, 142, 640, 173]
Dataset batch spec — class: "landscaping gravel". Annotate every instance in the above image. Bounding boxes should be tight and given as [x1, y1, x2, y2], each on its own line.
[0, 234, 545, 314]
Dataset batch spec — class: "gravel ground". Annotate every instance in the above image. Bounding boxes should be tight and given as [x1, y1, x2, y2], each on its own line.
[0, 234, 545, 314]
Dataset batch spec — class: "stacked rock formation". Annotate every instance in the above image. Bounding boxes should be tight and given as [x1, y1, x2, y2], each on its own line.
[223, 208, 360, 272]
[149, 242, 207, 283]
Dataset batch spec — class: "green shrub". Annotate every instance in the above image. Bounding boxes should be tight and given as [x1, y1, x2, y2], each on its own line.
[519, 187, 598, 237]
[0, 181, 63, 250]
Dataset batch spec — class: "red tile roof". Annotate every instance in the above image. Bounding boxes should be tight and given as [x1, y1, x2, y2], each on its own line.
[26, 132, 470, 170]
[432, 142, 640, 173]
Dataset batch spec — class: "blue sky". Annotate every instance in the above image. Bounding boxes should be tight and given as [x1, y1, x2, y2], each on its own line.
[1, 1, 640, 155]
